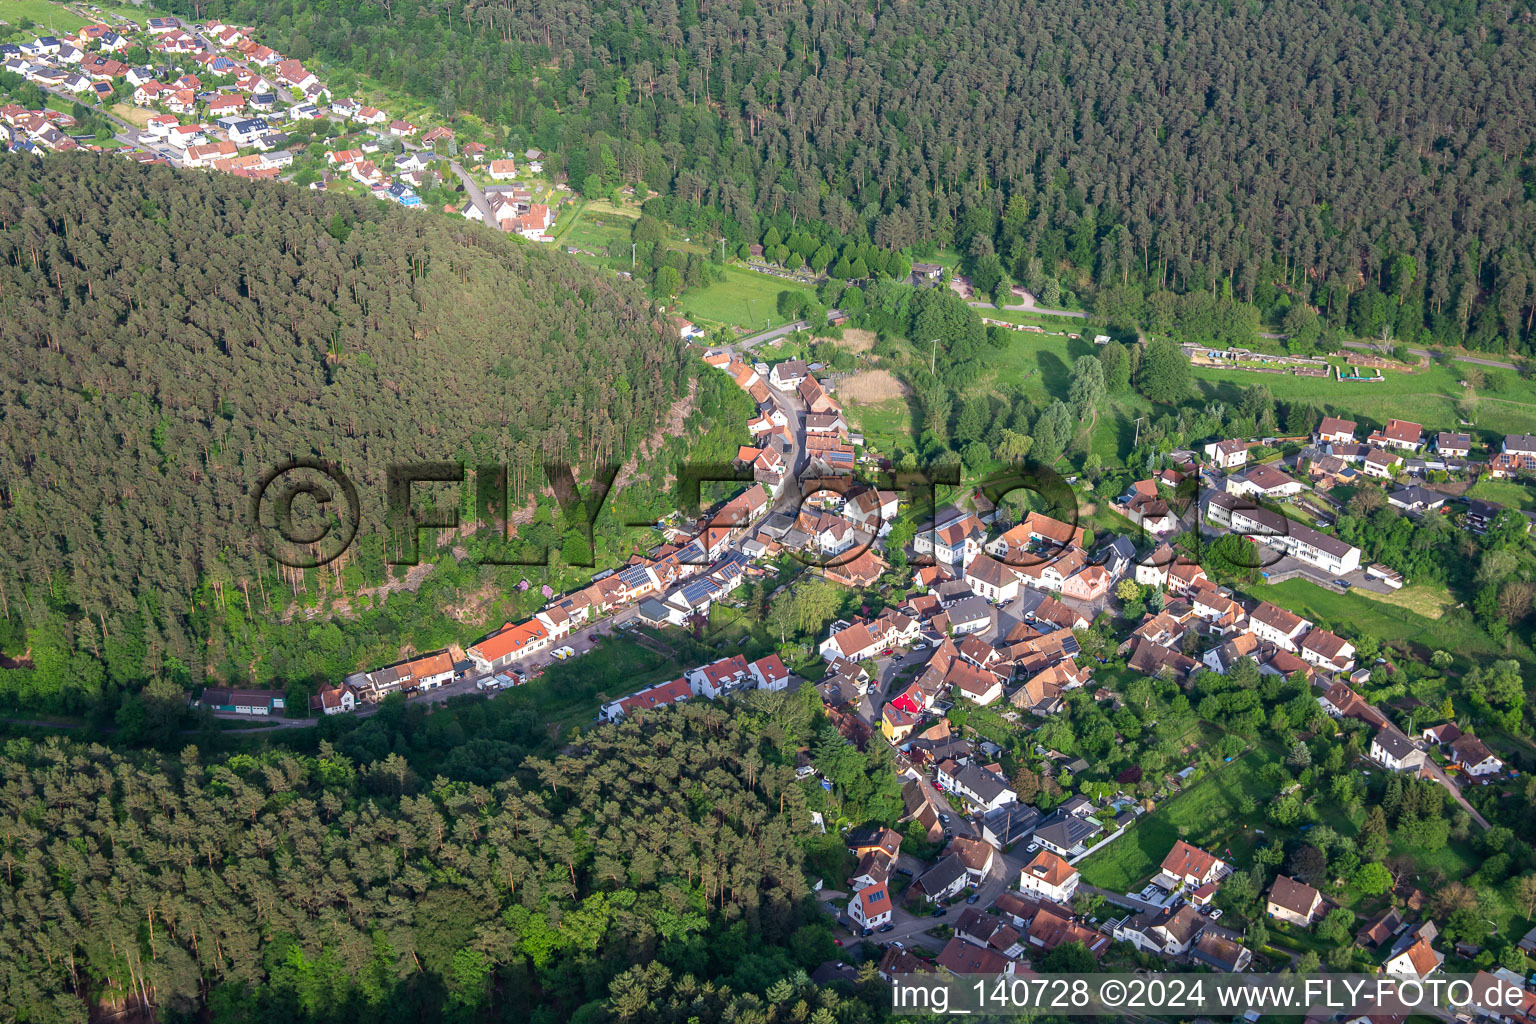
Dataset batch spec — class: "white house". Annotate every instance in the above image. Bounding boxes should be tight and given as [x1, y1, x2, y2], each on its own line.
[1299, 628, 1356, 675]
[1204, 439, 1248, 469]
[1449, 735, 1503, 777]
[964, 552, 1022, 603]
[1247, 601, 1311, 651]
[1383, 937, 1442, 977]
[1370, 727, 1427, 773]
[849, 882, 893, 931]
[1018, 850, 1080, 904]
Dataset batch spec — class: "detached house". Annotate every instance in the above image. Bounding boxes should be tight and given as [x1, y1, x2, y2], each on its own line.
[1449, 734, 1503, 776]
[1155, 840, 1228, 891]
[1383, 936, 1443, 978]
[914, 509, 985, 568]
[1368, 419, 1423, 452]
[1226, 464, 1303, 499]
[1370, 726, 1427, 773]
[964, 552, 1022, 602]
[1266, 875, 1323, 927]
[1018, 850, 1080, 904]
[1204, 439, 1249, 469]
[849, 882, 893, 931]
[1317, 417, 1357, 444]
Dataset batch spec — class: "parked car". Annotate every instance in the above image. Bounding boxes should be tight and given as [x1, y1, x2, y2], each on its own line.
[1209, 908, 1223, 920]
[860, 928, 874, 937]
[939, 813, 951, 823]
[878, 923, 895, 933]
[1025, 842, 1039, 854]
[934, 908, 947, 917]
[965, 892, 980, 904]
[1334, 579, 1351, 589]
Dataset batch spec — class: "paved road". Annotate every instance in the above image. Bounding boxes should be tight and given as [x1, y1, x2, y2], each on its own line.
[448, 161, 493, 222]
[738, 320, 808, 349]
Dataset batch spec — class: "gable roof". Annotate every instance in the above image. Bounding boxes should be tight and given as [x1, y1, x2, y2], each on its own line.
[1161, 840, 1221, 881]
[1268, 874, 1320, 916]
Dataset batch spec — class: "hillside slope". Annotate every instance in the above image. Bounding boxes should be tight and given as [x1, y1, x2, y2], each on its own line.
[0, 154, 688, 706]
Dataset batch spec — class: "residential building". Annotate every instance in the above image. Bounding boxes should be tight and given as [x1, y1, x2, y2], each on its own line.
[1387, 485, 1446, 514]
[1226, 464, 1303, 499]
[1370, 727, 1427, 773]
[1436, 432, 1471, 458]
[308, 684, 358, 715]
[1383, 936, 1442, 977]
[848, 882, 893, 931]
[914, 853, 970, 902]
[1449, 734, 1503, 776]
[598, 677, 692, 722]
[935, 936, 1015, 976]
[1299, 628, 1356, 675]
[1317, 417, 1357, 444]
[964, 552, 1022, 602]
[1155, 840, 1227, 890]
[1248, 601, 1312, 651]
[1363, 447, 1403, 479]
[1204, 439, 1249, 469]
[1368, 419, 1423, 451]
[1031, 808, 1104, 859]
[467, 619, 550, 671]
[1266, 875, 1323, 926]
[1113, 904, 1204, 957]
[1018, 849, 1080, 903]
[1191, 929, 1253, 972]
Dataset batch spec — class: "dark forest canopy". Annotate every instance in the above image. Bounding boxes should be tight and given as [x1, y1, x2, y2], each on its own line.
[0, 697, 884, 1024]
[167, 0, 1536, 349]
[0, 155, 689, 708]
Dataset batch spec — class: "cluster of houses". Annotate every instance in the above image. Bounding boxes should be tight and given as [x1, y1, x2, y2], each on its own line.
[1, 15, 549, 216]
[594, 650, 790, 723]
[1318, 679, 1507, 780]
[461, 181, 556, 238]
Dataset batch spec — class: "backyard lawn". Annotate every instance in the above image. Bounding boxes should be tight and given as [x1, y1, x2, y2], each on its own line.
[1467, 478, 1536, 510]
[1077, 751, 1282, 892]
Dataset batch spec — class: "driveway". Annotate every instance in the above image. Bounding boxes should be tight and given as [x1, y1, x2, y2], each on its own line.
[1341, 339, 1520, 371]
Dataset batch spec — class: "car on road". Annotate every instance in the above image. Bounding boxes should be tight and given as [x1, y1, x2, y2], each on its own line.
[939, 813, 950, 823]
[860, 928, 873, 937]
[965, 892, 980, 904]
[551, 646, 577, 660]
[878, 923, 895, 933]
[933, 908, 947, 917]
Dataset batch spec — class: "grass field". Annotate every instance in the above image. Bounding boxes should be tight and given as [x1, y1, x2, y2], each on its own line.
[1238, 578, 1511, 660]
[1077, 752, 1281, 891]
[1467, 478, 1536, 510]
[1352, 583, 1457, 620]
[0, 0, 88, 31]
[110, 103, 154, 128]
[678, 264, 815, 332]
[1193, 357, 1536, 436]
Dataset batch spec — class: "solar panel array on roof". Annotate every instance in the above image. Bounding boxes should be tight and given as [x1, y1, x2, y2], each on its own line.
[617, 565, 652, 587]
[1060, 635, 1081, 656]
[678, 578, 720, 605]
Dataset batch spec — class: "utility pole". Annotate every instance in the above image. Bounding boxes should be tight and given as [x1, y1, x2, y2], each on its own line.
[1133, 416, 1147, 446]
[720, 238, 726, 262]
[631, 243, 635, 268]
[930, 338, 940, 375]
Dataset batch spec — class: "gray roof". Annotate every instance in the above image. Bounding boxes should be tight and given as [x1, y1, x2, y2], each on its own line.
[980, 802, 1041, 845]
[916, 853, 969, 896]
[953, 762, 1013, 804]
[1373, 727, 1420, 761]
[948, 596, 992, 624]
[1033, 809, 1103, 851]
